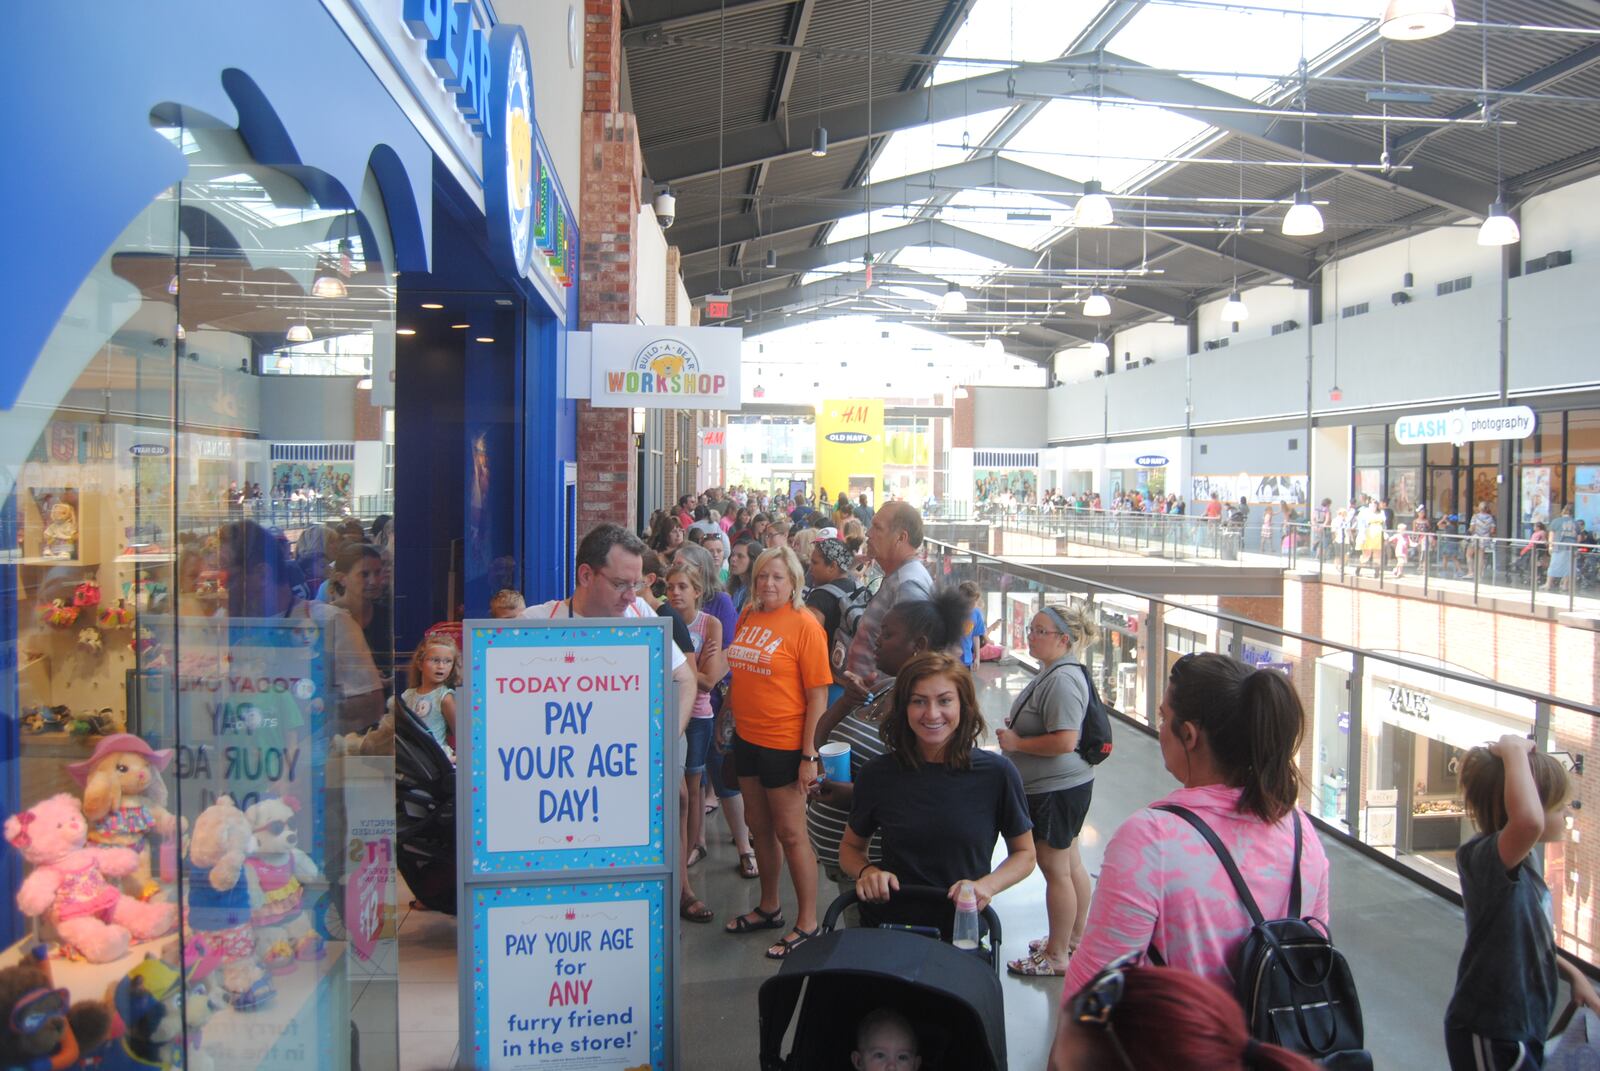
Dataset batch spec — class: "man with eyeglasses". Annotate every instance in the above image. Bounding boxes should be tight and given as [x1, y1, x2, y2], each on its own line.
[521, 523, 695, 722]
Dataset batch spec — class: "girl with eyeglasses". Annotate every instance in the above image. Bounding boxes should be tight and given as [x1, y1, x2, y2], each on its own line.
[1054, 653, 1330, 1015]
[1051, 956, 1317, 1070]
[997, 604, 1098, 978]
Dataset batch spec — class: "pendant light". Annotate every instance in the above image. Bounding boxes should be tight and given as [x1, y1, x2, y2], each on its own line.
[1477, 198, 1519, 246]
[984, 337, 1005, 357]
[809, 49, 828, 157]
[1074, 180, 1113, 228]
[765, 249, 778, 270]
[275, 354, 294, 373]
[1379, 0, 1455, 41]
[286, 324, 313, 343]
[312, 273, 348, 299]
[356, 377, 373, 390]
[1082, 287, 1111, 318]
[1282, 189, 1324, 237]
[1088, 335, 1110, 360]
[1221, 290, 1250, 322]
[940, 282, 967, 315]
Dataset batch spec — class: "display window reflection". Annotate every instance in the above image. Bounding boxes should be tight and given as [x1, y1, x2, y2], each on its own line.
[1, 112, 398, 1069]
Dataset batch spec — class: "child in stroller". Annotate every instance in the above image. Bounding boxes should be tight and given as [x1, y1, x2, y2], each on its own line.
[853, 1008, 921, 1071]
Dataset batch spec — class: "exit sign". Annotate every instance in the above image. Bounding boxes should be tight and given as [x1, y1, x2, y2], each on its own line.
[704, 294, 732, 319]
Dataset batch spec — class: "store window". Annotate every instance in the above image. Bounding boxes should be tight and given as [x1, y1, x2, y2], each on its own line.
[2, 113, 398, 1065]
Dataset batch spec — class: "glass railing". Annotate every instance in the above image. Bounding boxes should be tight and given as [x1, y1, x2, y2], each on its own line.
[923, 537, 1600, 968]
[931, 505, 1600, 613]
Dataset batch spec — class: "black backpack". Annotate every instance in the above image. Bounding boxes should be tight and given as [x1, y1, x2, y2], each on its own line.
[1152, 805, 1370, 1069]
[1071, 665, 1114, 766]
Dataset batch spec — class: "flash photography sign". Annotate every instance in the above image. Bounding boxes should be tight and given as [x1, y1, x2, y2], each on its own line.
[459, 618, 678, 1070]
[589, 323, 742, 411]
[1393, 404, 1536, 446]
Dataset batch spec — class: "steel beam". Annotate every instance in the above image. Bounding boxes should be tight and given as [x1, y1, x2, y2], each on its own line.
[1093, 50, 1495, 216]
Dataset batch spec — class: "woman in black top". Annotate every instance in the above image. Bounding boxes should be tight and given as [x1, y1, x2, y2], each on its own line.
[840, 653, 1035, 934]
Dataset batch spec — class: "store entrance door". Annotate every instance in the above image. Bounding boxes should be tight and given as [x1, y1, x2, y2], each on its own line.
[1427, 466, 1466, 522]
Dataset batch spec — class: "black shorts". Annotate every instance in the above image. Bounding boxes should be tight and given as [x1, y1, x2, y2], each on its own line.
[1028, 781, 1093, 850]
[733, 734, 802, 789]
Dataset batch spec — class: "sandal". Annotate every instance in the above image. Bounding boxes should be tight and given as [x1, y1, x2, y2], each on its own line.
[679, 897, 714, 924]
[1007, 950, 1068, 978]
[686, 845, 707, 868]
[704, 801, 720, 815]
[765, 927, 820, 960]
[724, 905, 784, 934]
[1028, 937, 1080, 956]
[737, 852, 760, 879]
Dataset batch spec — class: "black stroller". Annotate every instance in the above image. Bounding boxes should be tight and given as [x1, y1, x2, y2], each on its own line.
[393, 695, 457, 914]
[757, 887, 1007, 1070]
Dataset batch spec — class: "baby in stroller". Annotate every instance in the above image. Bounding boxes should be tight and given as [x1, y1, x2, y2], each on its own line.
[853, 1008, 921, 1071]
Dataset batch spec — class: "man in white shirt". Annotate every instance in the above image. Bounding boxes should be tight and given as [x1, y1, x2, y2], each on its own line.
[844, 502, 933, 685]
[521, 523, 695, 727]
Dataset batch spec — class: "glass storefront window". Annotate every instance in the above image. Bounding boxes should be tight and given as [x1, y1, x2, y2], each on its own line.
[3, 113, 398, 1067]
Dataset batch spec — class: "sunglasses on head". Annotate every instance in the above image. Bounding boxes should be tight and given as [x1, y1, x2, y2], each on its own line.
[1067, 952, 1143, 1071]
[11, 988, 69, 1036]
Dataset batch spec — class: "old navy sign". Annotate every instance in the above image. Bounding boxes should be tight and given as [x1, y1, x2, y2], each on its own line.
[1135, 454, 1168, 467]
[1393, 405, 1536, 446]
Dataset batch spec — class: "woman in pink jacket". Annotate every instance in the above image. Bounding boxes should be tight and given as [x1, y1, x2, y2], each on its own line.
[1054, 653, 1329, 1017]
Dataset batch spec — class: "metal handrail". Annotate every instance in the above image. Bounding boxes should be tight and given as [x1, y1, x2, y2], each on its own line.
[924, 536, 1600, 719]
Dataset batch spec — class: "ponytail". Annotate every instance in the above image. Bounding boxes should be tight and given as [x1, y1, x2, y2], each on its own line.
[1168, 653, 1305, 824]
[1082, 965, 1320, 1070]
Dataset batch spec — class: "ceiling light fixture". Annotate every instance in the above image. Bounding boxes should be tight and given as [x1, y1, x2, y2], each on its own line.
[396, 328, 417, 336]
[175, 324, 186, 342]
[1282, 188, 1325, 237]
[475, 336, 496, 343]
[811, 126, 829, 157]
[1074, 179, 1114, 228]
[275, 354, 294, 373]
[1221, 290, 1250, 322]
[451, 323, 470, 329]
[953, 386, 969, 399]
[1088, 335, 1111, 360]
[1477, 198, 1519, 246]
[1379, 0, 1455, 41]
[1082, 288, 1112, 318]
[765, 249, 777, 269]
[166, 274, 179, 296]
[939, 282, 968, 315]
[357, 377, 373, 390]
[286, 324, 313, 343]
[420, 302, 444, 310]
[984, 337, 1005, 356]
[311, 274, 347, 299]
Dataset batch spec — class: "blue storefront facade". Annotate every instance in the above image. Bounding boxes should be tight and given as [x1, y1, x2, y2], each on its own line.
[0, 2, 577, 1064]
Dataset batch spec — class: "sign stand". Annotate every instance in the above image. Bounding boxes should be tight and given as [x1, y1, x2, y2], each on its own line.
[457, 618, 678, 1069]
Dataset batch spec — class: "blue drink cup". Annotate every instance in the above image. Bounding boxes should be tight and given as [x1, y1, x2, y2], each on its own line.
[819, 741, 851, 783]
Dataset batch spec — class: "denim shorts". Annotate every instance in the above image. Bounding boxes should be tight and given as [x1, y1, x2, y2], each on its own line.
[684, 717, 715, 774]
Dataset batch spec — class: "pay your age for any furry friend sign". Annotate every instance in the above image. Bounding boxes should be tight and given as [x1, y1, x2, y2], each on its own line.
[458, 619, 677, 1070]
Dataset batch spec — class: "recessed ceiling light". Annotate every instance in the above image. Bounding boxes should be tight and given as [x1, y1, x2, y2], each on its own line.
[451, 323, 470, 329]
[476, 336, 495, 343]
[494, 298, 514, 306]
[396, 328, 417, 336]
[420, 303, 444, 310]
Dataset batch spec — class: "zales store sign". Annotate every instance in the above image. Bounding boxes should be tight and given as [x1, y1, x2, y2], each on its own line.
[1367, 676, 1528, 751]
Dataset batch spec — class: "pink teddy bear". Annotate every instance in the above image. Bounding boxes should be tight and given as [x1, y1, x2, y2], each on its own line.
[3, 793, 177, 962]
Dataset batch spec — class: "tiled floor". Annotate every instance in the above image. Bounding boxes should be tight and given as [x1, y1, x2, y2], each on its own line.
[393, 661, 1461, 1069]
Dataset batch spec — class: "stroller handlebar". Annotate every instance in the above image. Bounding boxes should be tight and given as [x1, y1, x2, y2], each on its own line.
[822, 884, 1004, 945]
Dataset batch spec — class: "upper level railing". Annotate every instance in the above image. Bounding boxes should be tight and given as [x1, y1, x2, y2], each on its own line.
[922, 536, 1600, 964]
[930, 502, 1600, 613]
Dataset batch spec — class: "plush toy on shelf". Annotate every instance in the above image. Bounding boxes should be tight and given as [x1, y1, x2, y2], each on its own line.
[2, 794, 177, 963]
[243, 796, 325, 974]
[71, 581, 100, 610]
[67, 735, 180, 902]
[0, 946, 114, 1071]
[41, 503, 78, 561]
[185, 796, 275, 1011]
[110, 954, 202, 1071]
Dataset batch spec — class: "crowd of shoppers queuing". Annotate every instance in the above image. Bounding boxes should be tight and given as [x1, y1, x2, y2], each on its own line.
[598, 483, 1600, 1068]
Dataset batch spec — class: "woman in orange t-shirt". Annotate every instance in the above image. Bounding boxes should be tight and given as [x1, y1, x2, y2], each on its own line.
[723, 545, 832, 959]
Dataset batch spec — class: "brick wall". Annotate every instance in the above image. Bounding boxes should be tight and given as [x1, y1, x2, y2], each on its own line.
[575, 20, 642, 533]
[584, 0, 622, 114]
[951, 393, 974, 449]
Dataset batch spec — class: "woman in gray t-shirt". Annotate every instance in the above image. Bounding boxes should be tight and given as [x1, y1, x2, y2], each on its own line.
[996, 603, 1098, 977]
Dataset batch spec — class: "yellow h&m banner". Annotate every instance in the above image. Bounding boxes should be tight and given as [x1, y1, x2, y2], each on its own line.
[815, 399, 884, 504]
